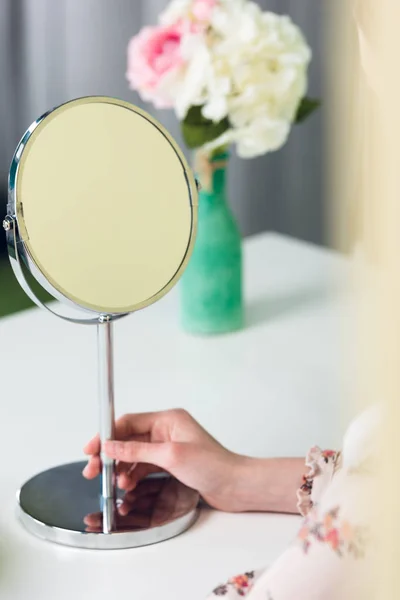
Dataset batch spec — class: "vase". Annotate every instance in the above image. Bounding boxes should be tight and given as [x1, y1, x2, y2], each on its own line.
[180, 150, 243, 334]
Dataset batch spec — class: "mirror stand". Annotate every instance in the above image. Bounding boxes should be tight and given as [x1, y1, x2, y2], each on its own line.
[4, 96, 200, 550]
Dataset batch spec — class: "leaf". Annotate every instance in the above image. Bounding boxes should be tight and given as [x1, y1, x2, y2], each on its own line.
[295, 97, 321, 124]
[181, 105, 231, 149]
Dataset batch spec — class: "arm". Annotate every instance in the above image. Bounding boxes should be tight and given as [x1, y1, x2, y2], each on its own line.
[83, 408, 304, 514]
[231, 456, 305, 514]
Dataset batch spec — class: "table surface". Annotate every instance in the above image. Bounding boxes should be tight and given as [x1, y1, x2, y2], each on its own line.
[0, 233, 354, 600]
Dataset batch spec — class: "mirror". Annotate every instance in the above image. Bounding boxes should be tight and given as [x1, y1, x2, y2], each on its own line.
[9, 96, 198, 314]
[4, 96, 199, 550]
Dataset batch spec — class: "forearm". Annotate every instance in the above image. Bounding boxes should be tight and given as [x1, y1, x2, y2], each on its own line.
[231, 455, 305, 514]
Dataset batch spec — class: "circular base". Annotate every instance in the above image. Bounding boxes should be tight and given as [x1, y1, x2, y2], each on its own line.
[18, 462, 199, 550]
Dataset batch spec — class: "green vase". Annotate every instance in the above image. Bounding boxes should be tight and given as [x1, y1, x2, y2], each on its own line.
[180, 150, 243, 334]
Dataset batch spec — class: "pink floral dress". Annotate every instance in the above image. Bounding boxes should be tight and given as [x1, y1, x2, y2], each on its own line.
[206, 408, 378, 600]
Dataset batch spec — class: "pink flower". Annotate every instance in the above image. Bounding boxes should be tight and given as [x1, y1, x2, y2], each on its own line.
[325, 528, 340, 551]
[126, 23, 184, 109]
[192, 0, 216, 22]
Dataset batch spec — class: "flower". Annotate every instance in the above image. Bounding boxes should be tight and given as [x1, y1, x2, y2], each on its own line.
[231, 575, 250, 589]
[325, 528, 340, 551]
[212, 584, 228, 596]
[205, 118, 292, 159]
[174, 34, 212, 119]
[128, 0, 314, 158]
[126, 23, 185, 109]
[228, 572, 255, 596]
[202, 5, 311, 156]
[298, 506, 369, 559]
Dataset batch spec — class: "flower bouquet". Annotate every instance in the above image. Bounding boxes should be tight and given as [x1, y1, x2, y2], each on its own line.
[127, 0, 319, 334]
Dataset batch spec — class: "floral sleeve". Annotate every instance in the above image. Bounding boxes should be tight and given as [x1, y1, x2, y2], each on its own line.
[296, 447, 341, 517]
[211, 571, 263, 597]
[206, 438, 375, 600]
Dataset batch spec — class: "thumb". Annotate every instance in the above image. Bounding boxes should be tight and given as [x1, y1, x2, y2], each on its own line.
[104, 440, 177, 471]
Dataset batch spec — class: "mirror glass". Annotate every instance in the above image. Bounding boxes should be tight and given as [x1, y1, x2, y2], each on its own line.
[14, 97, 197, 314]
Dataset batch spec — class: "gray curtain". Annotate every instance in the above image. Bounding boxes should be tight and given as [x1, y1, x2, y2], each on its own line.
[0, 0, 329, 245]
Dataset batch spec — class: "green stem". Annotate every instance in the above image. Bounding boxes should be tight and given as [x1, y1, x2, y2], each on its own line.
[210, 144, 231, 159]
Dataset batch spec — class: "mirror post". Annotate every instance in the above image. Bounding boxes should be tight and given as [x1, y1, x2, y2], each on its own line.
[97, 316, 116, 533]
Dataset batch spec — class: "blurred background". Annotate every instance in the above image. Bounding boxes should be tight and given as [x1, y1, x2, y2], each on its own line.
[0, 0, 329, 315]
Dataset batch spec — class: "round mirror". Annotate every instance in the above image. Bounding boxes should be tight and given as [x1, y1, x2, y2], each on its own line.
[8, 96, 198, 314]
[5, 97, 200, 550]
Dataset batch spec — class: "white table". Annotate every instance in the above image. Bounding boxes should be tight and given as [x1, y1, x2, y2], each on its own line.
[0, 233, 354, 599]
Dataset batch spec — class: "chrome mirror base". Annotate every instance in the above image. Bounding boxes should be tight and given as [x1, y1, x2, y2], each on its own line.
[18, 462, 199, 550]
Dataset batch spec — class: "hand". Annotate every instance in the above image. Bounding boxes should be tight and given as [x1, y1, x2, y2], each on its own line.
[83, 409, 245, 512]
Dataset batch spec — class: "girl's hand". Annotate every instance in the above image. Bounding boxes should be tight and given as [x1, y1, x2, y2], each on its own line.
[83, 409, 244, 512]
[83, 408, 304, 514]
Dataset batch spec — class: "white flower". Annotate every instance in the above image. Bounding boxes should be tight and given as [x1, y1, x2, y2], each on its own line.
[211, 0, 262, 42]
[205, 117, 291, 158]
[200, 3, 312, 157]
[139, 0, 313, 159]
[201, 70, 231, 121]
[175, 39, 211, 119]
[202, 95, 228, 122]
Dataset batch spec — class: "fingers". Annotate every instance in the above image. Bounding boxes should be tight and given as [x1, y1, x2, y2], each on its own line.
[116, 461, 136, 476]
[83, 435, 101, 456]
[82, 454, 162, 490]
[117, 463, 161, 492]
[82, 454, 101, 479]
[83, 408, 194, 457]
[104, 440, 179, 472]
[83, 410, 192, 486]
[126, 477, 167, 498]
[112, 412, 160, 439]
[83, 412, 163, 456]
[116, 463, 137, 491]
[119, 485, 161, 516]
[127, 464, 162, 487]
[82, 455, 162, 491]
[82, 457, 136, 484]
